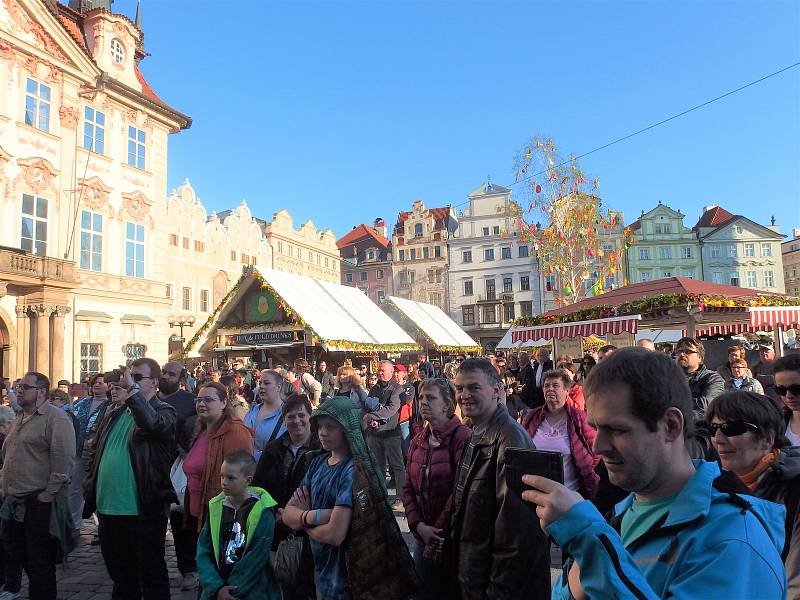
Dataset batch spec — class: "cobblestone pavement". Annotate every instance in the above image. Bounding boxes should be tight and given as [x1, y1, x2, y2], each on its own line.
[13, 502, 557, 598]
[14, 502, 414, 600]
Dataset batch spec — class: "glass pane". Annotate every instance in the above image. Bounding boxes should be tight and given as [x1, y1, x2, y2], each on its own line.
[136, 225, 144, 242]
[85, 106, 93, 119]
[21, 217, 33, 239]
[138, 150, 145, 170]
[80, 231, 90, 251]
[126, 222, 134, 239]
[96, 137, 104, 154]
[128, 126, 135, 138]
[35, 241, 45, 256]
[126, 241, 133, 260]
[83, 124, 93, 149]
[40, 84, 50, 101]
[35, 221, 47, 240]
[22, 194, 33, 215]
[94, 235, 102, 252]
[24, 104, 34, 126]
[21, 239, 32, 252]
[39, 104, 49, 131]
[135, 244, 144, 260]
[36, 198, 47, 218]
[81, 210, 90, 229]
[96, 111, 105, 126]
[125, 258, 133, 277]
[26, 78, 36, 94]
[135, 262, 143, 278]
[80, 250, 89, 269]
[93, 213, 102, 231]
[92, 253, 101, 272]
[138, 129, 145, 143]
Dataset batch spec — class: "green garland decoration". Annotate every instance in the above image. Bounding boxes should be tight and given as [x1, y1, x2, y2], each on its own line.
[185, 268, 423, 354]
[512, 292, 800, 328]
[382, 299, 481, 353]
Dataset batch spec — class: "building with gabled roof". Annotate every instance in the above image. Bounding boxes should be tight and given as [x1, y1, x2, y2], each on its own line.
[626, 203, 703, 286]
[337, 218, 393, 305]
[391, 199, 457, 312]
[695, 204, 785, 293]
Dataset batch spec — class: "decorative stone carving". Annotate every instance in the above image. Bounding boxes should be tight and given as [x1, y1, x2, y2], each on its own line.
[78, 176, 113, 215]
[14, 157, 58, 194]
[30, 303, 56, 317]
[0, 39, 14, 61]
[14, 305, 29, 319]
[52, 305, 71, 318]
[59, 105, 79, 130]
[120, 190, 154, 227]
[76, 272, 110, 289]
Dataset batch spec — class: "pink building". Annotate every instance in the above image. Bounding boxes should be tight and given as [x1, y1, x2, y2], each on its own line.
[337, 219, 394, 304]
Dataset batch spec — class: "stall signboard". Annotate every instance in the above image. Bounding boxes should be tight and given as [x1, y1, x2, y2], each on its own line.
[226, 331, 296, 346]
[607, 332, 634, 348]
[554, 337, 582, 360]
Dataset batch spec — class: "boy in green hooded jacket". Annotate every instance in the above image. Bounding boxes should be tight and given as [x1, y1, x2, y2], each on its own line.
[197, 450, 281, 600]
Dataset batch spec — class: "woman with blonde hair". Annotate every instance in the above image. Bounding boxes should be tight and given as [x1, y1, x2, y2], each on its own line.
[294, 358, 322, 407]
[335, 365, 379, 413]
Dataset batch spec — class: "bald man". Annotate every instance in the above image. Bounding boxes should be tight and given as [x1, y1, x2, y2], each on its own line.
[637, 339, 656, 352]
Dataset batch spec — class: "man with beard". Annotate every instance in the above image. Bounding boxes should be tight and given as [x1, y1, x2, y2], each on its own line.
[674, 337, 724, 420]
[158, 361, 199, 591]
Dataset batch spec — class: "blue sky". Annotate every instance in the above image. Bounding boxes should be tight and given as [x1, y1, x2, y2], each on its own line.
[116, 0, 799, 238]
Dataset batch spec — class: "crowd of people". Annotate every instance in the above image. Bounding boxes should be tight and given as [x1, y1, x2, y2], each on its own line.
[0, 340, 799, 599]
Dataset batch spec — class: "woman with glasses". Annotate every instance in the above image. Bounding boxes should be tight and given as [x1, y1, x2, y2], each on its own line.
[183, 382, 253, 529]
[774, 353, 800, 447]
[724, 358, 764, 394]
[716, 345, 748, 386]
[576, 355, 596, 384]
[707, 390, 800, 596]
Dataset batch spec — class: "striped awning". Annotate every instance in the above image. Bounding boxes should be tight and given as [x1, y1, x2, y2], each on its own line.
[507, 315, 641, 344]
[693, 307, 800, 337]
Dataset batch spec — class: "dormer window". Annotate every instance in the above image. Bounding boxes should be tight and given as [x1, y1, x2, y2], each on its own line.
[111, 39, 125, 64]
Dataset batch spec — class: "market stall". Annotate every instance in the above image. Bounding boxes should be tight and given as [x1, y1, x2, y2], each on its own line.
[184, 266, 420, 368]
[497, 278, 800, 358]
[381, 296, 481, 357]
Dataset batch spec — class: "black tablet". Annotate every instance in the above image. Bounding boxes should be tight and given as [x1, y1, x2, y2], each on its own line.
[504, 448, 564, 497]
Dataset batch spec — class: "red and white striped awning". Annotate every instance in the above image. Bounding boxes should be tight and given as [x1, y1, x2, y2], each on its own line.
[506, 315, 641, 345]
[693, 307, 800, 337]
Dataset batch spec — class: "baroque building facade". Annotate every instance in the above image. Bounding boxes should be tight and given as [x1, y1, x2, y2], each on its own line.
[783, 228, 800, 298]
[447, 182, 540, 352]
[695, 205, 785, 293]
[391, 199, 456, 311]
[626, 203, 703, 284]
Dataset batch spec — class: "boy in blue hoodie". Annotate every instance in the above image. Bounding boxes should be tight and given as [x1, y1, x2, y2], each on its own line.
[523, 348, 787, 600]
[197, 450, 280, 600]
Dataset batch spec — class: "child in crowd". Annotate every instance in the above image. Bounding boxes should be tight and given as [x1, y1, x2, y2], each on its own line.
[197, 451, 280, 600]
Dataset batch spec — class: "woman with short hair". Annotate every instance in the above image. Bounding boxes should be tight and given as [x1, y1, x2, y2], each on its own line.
[724, 358, 764, 394]
[707, 390, 800, 596]
[717, 345, 747, 385]
[294, 359, 322, 407]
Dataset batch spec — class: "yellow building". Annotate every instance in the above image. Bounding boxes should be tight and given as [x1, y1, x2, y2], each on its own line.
[257, 209, 341, 284]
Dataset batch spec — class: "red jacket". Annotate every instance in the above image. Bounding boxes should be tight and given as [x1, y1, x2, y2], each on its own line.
[521, 404, 600, 499]
[566, 383, 585, 411]
[402, 415, 471, 541]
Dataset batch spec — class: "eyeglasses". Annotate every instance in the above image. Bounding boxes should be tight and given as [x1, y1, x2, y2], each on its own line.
[195, 396, 220, 404]
[776, 384, 800, 397]
[19, 384, 44, 391]
[708, 420, 760, 438]
[132, 374, 155, 382]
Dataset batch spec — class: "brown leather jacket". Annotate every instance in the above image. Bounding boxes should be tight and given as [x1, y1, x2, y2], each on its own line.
[449, 405, 551, 600]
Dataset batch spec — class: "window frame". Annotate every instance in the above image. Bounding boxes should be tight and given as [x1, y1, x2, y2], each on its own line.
[484, 248, 495, 261]
[80, 342, 103, 381]
[79, 209, 103, 272]
[127, 125, 146, 170]
[518, 245, 529, 258]
[463, 280, 473, 296]
[182, 286, 192, 311]
[520, 275, 530, 291]
[462, 305, 475, 326]
[125, 221, 145, 278]
[501, 247, 512, 260]
[24, 77, 51, 132]
[83, 106, 105, 153]
[21, 193, 48, 256]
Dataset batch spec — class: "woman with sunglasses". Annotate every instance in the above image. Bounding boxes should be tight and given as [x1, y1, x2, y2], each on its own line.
[774, 353, 800, 447]
[707, 390, 800, 596]
[576, 354, 596, 384]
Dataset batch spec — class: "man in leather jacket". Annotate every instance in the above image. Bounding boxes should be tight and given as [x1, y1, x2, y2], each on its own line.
[675, 337, 724, 420]
[449, 358, 551, 600]
[83, 358, 177, 600]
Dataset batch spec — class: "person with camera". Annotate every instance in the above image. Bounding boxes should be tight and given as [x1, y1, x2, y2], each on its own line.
[83, 359, 177, 600]
[523, 348, 786, 600]
[0, 371, 75, 600]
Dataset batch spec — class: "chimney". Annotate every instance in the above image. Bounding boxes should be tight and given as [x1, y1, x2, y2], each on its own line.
[374, 218, 387, 239]
[702, 204, 717, 213]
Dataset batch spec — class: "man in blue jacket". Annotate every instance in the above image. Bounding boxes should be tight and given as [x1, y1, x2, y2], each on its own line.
[523, 347, 787, 599]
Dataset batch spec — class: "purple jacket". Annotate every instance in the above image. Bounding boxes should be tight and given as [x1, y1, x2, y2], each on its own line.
[402, 415, 471, 541]
[522, 405, 600, 499]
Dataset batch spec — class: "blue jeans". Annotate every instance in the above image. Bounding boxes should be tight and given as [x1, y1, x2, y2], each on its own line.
[400, 421, 411, 459]
[412, 537, 448, 600]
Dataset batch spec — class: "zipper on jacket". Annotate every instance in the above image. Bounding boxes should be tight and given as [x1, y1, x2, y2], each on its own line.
[598, 533, 649, 600]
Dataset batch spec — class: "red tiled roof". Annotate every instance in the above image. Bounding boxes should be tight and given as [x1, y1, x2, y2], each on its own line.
[134, 65, 165, 104]
[395, 206, 451, 231]
[629, 219, 641, 231]
[336, 224, 390, 250]
[55, 12, 87, 53]
[546, 277, 779, 317]
[694, 206, 736, 229]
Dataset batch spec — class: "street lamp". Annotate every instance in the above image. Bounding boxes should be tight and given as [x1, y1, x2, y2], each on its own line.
[168, 314, 196, 362]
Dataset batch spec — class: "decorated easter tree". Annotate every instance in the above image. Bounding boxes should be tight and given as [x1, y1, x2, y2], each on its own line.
[513, 137, 634, 308]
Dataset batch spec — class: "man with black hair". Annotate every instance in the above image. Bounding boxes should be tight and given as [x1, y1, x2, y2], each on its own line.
[523, 348, 787, 599]
[449, 358, 551, 599]
[675, 337, 725, 419]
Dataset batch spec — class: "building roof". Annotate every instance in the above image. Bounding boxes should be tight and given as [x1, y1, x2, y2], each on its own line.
[336, 224, 390, 250]
[186, 267, 418, 354]
[628, 219, 641, 231]
[396, 206, 451, 227]
[694, 205, 736, 229]
[384, 296, 480, 351]
[546, 277, 779, 317]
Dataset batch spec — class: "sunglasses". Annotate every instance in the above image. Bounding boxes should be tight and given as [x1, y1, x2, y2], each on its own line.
[19, 384, 44, 391]
[708, 420, 759, 438]
[676, 348, 698, 356]
[776, 384, 800, 397]
[132, 373, 154, 382]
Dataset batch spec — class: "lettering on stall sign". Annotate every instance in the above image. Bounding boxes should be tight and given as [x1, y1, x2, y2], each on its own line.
[227, 331, 295, 346]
